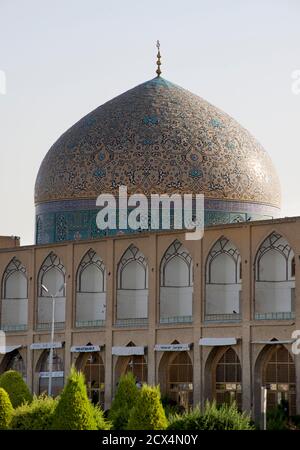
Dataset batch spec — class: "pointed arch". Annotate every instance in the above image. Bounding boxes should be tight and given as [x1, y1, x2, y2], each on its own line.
[255, 231, 294, 281]
[159, 240, 193, 324]
[160, 239, 193, 287]
[1, 257, 28, 331]
[117, 244, 148, 289]
[213, 347, 242, 409]
[37, 252, 66, 330]
[206, 236, 241, 284]
[157, 341, 193, 410]
[0, 349, 26, 379]
[38, 252, 65, 296]
[116, 245, 148, 326]
[75, 343, 105, 407]
[205, 237, 241, 322]
[36, 349, 64, 397]
[75, 249, 106, 327]
[254, 344, 296, 418]
[114, 341, 148, 386]
[254, 232, 295, 320]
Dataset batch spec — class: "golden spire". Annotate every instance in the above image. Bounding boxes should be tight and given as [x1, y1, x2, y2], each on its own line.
[156, 40, 162, 77]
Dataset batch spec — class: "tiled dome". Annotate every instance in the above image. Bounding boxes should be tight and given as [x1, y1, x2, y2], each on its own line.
[34, 77, 281, 244]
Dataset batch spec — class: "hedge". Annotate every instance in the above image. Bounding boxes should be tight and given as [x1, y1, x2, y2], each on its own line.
[168, 401, 255, 430]
[11, 395, 58, 430]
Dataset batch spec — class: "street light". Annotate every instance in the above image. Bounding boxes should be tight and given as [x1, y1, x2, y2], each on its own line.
[41, 282, 65, 396]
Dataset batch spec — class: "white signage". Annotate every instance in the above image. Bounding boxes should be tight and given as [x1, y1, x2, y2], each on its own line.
[39, 371, 64, 378]
[199, 338, 237, 346]
[70, 345, 101, 353]
[30, 342, 63, 350]
[154, 344, 191, 352]
[112, 346, 145, 356]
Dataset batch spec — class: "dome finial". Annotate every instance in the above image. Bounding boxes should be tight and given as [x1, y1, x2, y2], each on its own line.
[156, 40, 162, 77]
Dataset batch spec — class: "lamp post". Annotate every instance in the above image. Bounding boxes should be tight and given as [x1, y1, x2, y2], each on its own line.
[41, 282, 65, 396]
[261, 385, 267, 430]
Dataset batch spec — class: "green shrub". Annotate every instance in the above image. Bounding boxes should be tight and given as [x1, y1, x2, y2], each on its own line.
[290, 415, 300, 429]
[10, 395, 57, 430]
[109, 372, 139, 430]
[51, 367, 97, 430]
[91, 404, 112, 430]
[168, 401, 254, 430]
[161, 395, 185, 418]
[267, 404, 289, 430]
[0, 370, 32, 408]
[0, 387, 13, 429]
[127, 385, 168, 430]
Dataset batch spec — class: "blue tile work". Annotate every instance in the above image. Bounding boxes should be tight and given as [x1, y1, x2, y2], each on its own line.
[35, 199, 279, 244]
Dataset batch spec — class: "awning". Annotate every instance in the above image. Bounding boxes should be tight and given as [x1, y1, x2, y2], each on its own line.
[0, 345, 22, 354]
[30, 342, 63, 350]
[70, 345, 101, 353]
[251, 340, 295, 345]
[199, 338, 238, 346]
[112, 346, 145, 356]
[154, 344, 191, 352]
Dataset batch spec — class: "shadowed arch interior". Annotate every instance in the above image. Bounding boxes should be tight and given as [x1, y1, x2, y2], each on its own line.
[76, 348, 105, 407]
[158, 342, 193, 411]
[114, 342, 147, 387]
[0, 349, 26, 379]
[36, 349, 64, 397]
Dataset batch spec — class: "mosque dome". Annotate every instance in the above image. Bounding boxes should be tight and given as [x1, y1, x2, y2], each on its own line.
[34, 76, 281, 244]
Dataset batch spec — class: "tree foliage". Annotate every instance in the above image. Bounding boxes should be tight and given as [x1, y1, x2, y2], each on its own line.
[51, 367, 97, 430]
[168, 401, 255, 430]
[0, 387, 13, 429]
[0, 370, 32, 408]
[11, 395, 57, 430]
[109, 372, 139, 430]
[127, 385, 168, 430]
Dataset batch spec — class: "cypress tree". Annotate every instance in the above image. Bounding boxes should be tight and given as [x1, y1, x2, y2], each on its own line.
[127, 385, 168, 430]
[109, 372, 139, 430]
[0, 387, 14, 429]
[0, 370, 32, 408]
[51, 367, 97, 430]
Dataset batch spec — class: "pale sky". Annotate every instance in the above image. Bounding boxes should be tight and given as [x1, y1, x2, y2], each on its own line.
[0, 0, 300, 245]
